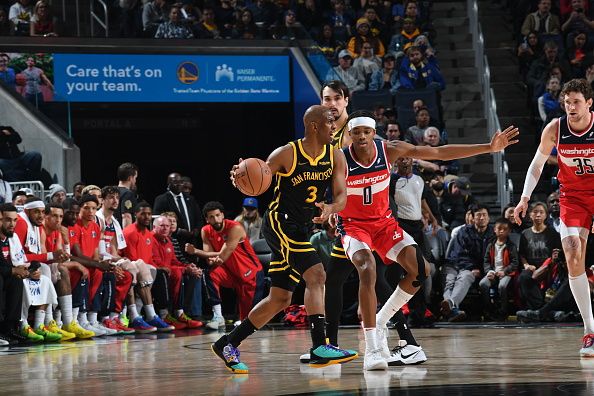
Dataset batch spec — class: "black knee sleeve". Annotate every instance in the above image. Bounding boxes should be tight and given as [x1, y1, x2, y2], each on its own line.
[412, 245, 427, 288]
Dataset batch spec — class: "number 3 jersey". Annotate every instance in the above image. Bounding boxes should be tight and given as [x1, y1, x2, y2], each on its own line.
[338, 139, 392, 222]
[557, 113, 594, 191]
[268, 139, 334, 224]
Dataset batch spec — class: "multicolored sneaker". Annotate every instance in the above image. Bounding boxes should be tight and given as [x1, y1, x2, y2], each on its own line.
[309, 344, 358, 367]
[46, 320, 75, 341]
[581, 333, 594, 357]
[35, 325, 63, 342]
[103, 318, 135, 335]
[21, 325, 44, 342]
[119, 315, 130, 328]
[110, 317, 136, 335]
[130, 317, 157, 334]
[211, 335, 249, 374]
[63, 321, 95, 339]
[147, 316, 175, 332]
[164, 314, 187, 330]
[177, 312, 203, 329]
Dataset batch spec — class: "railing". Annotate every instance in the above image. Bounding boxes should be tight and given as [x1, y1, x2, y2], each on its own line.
[9, 181, 47, 201]
[90, 0, 109, 38]
[467, 0, 512, 208]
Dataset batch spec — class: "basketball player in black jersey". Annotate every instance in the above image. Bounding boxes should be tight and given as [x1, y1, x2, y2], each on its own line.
[212, 105, 357, 374]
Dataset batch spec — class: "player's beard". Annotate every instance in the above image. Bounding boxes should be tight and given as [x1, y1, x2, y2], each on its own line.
[212, 222, 224, 231]
[1, 227, 13, 238]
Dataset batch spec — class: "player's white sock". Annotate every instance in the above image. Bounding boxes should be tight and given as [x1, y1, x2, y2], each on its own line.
[144, 304, 157, 321]
[159, 309, 168, 319]
[175, 309, 184, 318]
[78, 311, 88, 325]
[213, 304, 222, 318]
[45, 305, 53, 325]
[376, 286, 413, 327]
[88, 312, 98, 325]
[59, 295, 73, 325]
[55, 309, 62, 327]
[569, 272, 594, 334]
[128, 304, 140, 321]
[34, 310, 45, 329]
[364, 328, 378, 350]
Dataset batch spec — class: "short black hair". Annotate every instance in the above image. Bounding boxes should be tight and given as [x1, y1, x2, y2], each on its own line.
[72, 181, 85, 190]
[117, 162, 138, 182]
[494, 217, 512, 229]
[101, 185, 120, 199]
[45, 202, 64, 215]
[320, 80, 350, 100]
[135, 201, 151, 213]
[203, 201, 225, 218]
[472, 204, 489, 215]
[415, 106, 430, 116]
[79, 194, 99, 207]
[0, 203, 17, 213]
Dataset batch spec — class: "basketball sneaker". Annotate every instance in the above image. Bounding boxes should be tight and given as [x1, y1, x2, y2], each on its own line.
[387, 340, 427, 366]
[21, 325, 44, 342]
[0, 334, 11, 346]
[309, 344, 358, 367]
[34, 324, 63, 342]
[211, 335, 249, 374]
[581, 334, 594, 357]
[364, 348, 388, 371]
[47, 320, 75, 341]
[177, 312, 203, 329]
[103, 318, 135, 335]
[376, 326, 391, 359]
[147, 316, 175, 332]
[90, 320, 118, 336]
[130, 317, 157, 334]
[206, 315, 226, 331]
[80, 321, 106, 336]
[63, 321, 95, 339]
[119, 314, 130, 327]
[164, 314, 187, 330]
[300, 344, 358, 364]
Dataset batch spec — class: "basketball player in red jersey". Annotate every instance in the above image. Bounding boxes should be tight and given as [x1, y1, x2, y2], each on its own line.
[514, 79, 594, 357]
[212, 105, 356, 374]
[337, 110, 518, 370]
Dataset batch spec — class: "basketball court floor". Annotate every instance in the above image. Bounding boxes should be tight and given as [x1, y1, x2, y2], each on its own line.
[1, 324, 593, 395]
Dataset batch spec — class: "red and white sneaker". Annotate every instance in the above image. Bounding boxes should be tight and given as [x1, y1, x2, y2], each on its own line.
[580, 333, 594, 357]
[177, 313, 203, 329]
[110, 317, 136, 335]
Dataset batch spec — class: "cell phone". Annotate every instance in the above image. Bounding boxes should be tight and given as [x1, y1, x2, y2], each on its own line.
[28, 261, 41, 273]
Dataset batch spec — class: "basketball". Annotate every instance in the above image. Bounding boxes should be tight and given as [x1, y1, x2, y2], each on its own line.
[234, 158, 272, 196]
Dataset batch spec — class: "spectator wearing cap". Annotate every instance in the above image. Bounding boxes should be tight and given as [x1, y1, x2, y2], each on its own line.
[347, 17, 385, 58]
[388, 17, 420, 57]
[326, 49, 366, 93]
[48, 184, 66, 205]
[234, 197, 263, 244]
[399, 45, 445, 91]
[368, 52, 400, 94]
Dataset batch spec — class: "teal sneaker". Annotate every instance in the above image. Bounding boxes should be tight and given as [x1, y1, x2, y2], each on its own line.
[309, 344, 358, 367]
[211, 335, 249, 374]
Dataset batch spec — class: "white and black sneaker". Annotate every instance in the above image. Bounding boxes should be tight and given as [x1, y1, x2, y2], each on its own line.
[299, 352, 310, 363]
[364, 348, 388, 371]
[387, 340, 427, 366]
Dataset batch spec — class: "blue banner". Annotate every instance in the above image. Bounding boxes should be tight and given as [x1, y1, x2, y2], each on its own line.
[53, 54, 290, 102]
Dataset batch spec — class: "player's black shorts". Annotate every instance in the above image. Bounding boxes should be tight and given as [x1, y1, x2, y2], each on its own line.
[262, 210, 322, 292]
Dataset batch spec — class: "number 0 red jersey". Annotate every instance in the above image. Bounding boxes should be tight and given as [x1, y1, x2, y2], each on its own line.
[557, 112, 594, 191]
[338, 140, 392, 222]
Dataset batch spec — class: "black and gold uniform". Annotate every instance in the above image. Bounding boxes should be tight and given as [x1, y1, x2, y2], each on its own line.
[331, 122, 347, 149]
[262, 139, 335, 291]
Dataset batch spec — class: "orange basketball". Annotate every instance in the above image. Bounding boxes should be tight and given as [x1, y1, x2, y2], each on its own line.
[234, 158, 272, 196]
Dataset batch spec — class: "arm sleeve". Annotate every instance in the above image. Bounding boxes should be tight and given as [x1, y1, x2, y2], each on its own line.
[521, 149, 549, 199]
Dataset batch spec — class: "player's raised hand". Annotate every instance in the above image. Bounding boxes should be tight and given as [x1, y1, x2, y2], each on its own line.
[513, 198, 529, 225]
[229, 158, 244, 187]
[490, 126, 519, 152]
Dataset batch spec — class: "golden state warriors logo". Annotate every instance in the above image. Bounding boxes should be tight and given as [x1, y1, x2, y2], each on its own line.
[177, 62, 199, 84]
